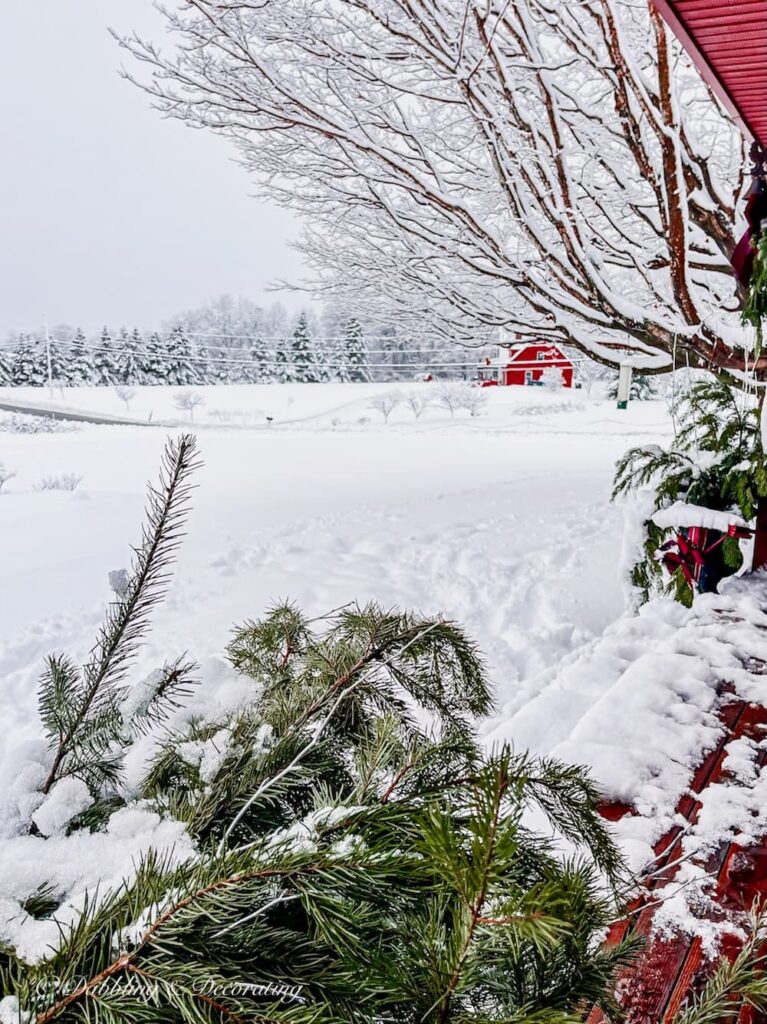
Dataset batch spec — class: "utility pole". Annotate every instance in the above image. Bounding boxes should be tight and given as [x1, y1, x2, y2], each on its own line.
[44, 314, 53, 396]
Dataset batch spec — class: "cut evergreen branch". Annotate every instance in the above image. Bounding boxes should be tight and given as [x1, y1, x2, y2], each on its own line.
[37, 433, 201, 798]
[673, 905, 767, 1024]
[8, 750, 632, 1024]
[6, 443, 637, 1023]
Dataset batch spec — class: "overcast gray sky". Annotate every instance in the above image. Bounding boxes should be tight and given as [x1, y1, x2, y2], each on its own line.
[0, 2, 304, 337]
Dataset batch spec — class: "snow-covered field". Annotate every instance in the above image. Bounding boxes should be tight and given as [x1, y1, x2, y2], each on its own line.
[0, 382, 671, 708]
[17, 380, 767, 952]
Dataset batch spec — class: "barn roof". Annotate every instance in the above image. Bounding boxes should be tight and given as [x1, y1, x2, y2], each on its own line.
[652, 0, 767, 146]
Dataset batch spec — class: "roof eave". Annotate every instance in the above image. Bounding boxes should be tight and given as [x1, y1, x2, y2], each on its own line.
[651, 0, 757, 144]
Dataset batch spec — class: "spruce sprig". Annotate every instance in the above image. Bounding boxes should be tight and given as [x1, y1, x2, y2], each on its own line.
[37, 434, 201, 797]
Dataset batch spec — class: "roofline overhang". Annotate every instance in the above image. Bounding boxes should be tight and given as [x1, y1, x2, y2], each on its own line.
[651, 0, 757, 144]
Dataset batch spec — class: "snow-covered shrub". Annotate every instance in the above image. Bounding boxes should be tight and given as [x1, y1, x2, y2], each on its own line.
[35, 473, 83, 492]
[461, 386, 487, 417]
[434, 382, 465, 417]
[114, 384, 137, 411]
[613, 377, 763, 605]
[435, 381, 484, 416]
[404, 391, 430, 419]
[0, 463, 16, 493]
[540, 367, 566, 389]
[0, 412, 78, 434]
[370, 390, 401, 422]
[607, 373, 656, 401]
[173, 390, 205, 421]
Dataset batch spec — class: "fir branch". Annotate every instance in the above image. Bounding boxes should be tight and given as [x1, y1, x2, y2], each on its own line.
[38, 434, 201, 796]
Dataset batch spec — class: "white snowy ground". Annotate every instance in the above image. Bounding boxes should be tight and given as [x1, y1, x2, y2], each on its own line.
[5, 381, 767, 958]
[0, 382, 667, 720]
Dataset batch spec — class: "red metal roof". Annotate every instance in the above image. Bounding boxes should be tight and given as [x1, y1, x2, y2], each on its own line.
[653, 0, 767, 146]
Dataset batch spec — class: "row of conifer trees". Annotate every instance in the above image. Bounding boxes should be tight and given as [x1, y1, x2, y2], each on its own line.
[0, 314, 369, 387]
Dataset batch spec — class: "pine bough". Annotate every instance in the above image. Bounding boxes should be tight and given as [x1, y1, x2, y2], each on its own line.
[2, 434, 760, 1023]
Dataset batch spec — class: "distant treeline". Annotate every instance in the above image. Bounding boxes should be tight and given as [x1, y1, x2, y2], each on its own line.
[1, 295, 491, 387]
[0, 315, 374, 387]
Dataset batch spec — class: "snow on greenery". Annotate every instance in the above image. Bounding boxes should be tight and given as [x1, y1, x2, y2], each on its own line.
[613, 378, 767, 605]
[0, 437, 639, 1023]
[2, 393, 767, 1016]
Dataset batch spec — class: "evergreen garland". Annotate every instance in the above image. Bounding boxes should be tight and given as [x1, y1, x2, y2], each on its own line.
[741, 230, 767, 358]
[613, 376, 767, 603]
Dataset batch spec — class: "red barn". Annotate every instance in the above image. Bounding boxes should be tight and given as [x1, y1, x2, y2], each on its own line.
[479, 343, 575, 388]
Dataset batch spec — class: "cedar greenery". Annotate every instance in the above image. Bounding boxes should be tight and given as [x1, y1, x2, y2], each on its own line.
[612, 376, 767, 604]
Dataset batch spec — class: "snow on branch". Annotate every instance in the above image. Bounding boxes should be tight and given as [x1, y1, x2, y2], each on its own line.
[118, 0, 747, 372]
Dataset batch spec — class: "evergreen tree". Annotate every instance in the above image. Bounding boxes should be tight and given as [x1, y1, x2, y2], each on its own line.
[165, 326, 199, 386]
[69, 329, 96, 385]
[194, 343, 215, 384]
[93, 327, 118, 386]
[343, 317, 369, 382]
[48, 334, 72, 387]
[273, 341, 293, 383]
[291, 312, 319, 383]
[116, 327, 143, 385]
[142, 332, 169, 385]
[248, 335, 268, 383]
[12, 334, 46, 386]
[0, 345, 15, 385]
[607, 373, 656, 401]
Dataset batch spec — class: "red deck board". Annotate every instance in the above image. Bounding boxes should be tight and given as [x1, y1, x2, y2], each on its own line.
[590, 673, 767, 1023]
[652, 0, 767, 146]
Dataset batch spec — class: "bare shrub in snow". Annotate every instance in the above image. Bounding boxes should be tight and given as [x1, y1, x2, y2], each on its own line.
[461, 387, 487, 418]
[0, 464, 16, 493]
[435, 383, 470, 417]
[370, 391, 401, 423]
[114, 385, 137, 411]
[174, 390, 206, 421]
[35, 473, 83, 492]
[404, 391, 430, 420]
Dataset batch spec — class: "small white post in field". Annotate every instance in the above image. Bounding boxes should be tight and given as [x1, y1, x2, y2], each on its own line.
[617, 363, 632, 410]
